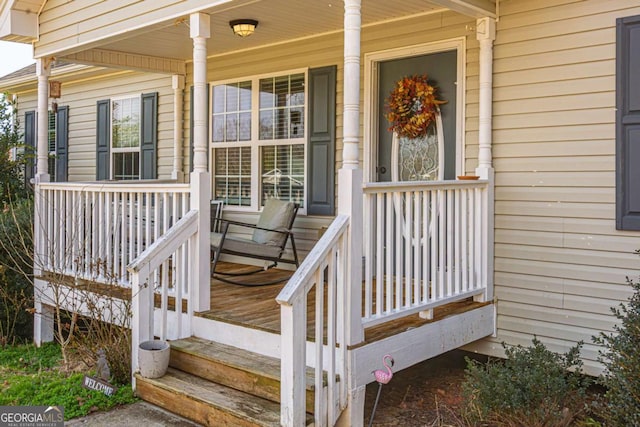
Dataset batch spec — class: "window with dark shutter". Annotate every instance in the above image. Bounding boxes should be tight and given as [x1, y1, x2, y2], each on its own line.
[96, 93, 157, 180]
[616, 15, 640, 230]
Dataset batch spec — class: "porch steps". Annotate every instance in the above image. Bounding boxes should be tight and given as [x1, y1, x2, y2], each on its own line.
[135, 337, 314, 426]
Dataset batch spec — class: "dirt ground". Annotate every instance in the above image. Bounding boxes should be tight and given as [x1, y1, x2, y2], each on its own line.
[363, 349, 483, 427]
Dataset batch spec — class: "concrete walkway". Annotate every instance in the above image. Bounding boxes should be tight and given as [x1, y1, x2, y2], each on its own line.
[65, 401, 200, 426]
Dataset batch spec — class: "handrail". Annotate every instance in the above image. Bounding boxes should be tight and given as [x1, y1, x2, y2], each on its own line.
[38, 181, 190, 193]
[277, 214, 350, 426]
[363, 178, 487, 192]
[129, 209, 198, 385]
[277, 214, 349, 304]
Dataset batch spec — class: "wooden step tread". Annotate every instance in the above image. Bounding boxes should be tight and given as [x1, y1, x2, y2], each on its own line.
[137, 367, 284, 427]
[171, 337, 318, 390]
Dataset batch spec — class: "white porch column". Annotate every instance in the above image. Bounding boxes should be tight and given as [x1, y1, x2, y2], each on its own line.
[172, 74, 185, 182]
[35, 58, 50, 183]
[337, 1, 366, 426]
[475, 17, 495, 306]
[33, 58, 54, 345]
[189, 12, 211, 313]
[475, 17, 496, 179]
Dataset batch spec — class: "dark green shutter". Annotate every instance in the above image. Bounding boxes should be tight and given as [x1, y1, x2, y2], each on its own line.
[96, 99, 110, 180]
[140, 92, 158, 179]
[616, 15, 640, 230]
[307, 66, 336, 215]
[55, 106, 69, 182]
[189, 84, 210, 172]
[24, 110, 36, 185]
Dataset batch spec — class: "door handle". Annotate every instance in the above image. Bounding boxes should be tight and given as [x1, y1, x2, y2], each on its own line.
[377, 166, 387, 174]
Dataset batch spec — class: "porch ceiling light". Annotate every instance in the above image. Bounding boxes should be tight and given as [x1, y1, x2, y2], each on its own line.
[229, 19, 258, 37]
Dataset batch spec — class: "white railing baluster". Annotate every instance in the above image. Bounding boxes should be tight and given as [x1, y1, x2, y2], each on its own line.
[385, 194, 392, 314]
[413, 191, 421, 305]
[404, 191, 412, 308]
[364, 195, 372, 318]
[375, 195, 383, 316]
[422, 190, 429, 303]
[446, 189, 453, 297]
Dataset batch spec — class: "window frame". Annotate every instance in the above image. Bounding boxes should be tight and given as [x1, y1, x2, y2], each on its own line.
[209, 68, 309, 214]
[109, 94, 142, 180]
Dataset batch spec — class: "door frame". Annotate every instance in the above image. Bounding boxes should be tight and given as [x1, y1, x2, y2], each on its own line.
[363, 38, 466, 182]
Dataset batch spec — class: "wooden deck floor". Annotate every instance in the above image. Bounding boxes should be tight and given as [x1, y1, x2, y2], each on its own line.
[201, 262, 489, 345]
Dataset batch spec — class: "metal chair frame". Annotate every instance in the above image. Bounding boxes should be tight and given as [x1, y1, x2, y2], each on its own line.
[210, 202, 300, 286]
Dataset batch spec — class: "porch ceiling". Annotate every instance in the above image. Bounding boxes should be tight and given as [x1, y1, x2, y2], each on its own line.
[55, 0, 494, 68]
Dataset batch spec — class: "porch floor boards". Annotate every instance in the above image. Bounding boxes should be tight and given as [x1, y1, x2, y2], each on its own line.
[201, 262, 488, 345]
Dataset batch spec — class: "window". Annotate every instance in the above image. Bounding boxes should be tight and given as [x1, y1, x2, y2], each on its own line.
[616, 15, 640, 230]
[211, 72, 306, 209]
[111, 96, 141, 180]
[96, 93, 157, 181]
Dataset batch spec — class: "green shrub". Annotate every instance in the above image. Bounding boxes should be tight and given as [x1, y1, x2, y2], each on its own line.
[594, 250, 640, 427]
[462, 337, 592, 426]
[0, 198, 34, 344]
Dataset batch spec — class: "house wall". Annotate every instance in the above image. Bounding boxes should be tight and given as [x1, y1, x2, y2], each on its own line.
[462, 0, 640, 374]
[15, 70, 175, 181]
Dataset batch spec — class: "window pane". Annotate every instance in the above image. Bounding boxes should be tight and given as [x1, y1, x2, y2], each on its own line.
[225, 114, 238, 142]
[290, 107, 304, 138]
[259, 110, 273, 140]
[239, 81, 252, 110]
[239, 112, 251, 141]
[261, 144, 304, 205]
[259, 78, 274, 109]
[212, 85, 225, 114]
[275, 76, 289, 108]
[212, 81, 251, 143]
[226, 84, 238, 111]
[289, 74, 305, 106]
[212, 115, 225, 142]
[112, 98, 140, 148]
[259, 73, 306, 141]
[113, 152, 140, 180]
[214, 147, 251, 206]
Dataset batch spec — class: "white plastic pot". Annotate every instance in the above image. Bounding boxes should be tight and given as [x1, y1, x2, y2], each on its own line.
[138, 339, 170, 379]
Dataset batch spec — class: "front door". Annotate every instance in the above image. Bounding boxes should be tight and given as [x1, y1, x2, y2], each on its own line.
[376, 50, 458, 182]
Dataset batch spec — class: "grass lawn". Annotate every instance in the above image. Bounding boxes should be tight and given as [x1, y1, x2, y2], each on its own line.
[0, 342, 137, 420]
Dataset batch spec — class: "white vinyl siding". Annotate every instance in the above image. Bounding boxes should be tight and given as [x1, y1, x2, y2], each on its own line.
[466, 0, 640, 375]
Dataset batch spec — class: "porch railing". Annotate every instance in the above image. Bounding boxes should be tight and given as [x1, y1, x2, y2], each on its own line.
[277, 214, 350, 427]
[128, 209, 198, 380]
[36, 181, 191, 287]
[362, 179, 490, 326]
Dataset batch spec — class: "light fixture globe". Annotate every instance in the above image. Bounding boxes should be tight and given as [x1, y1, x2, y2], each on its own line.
[229, 19, 258, 37]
